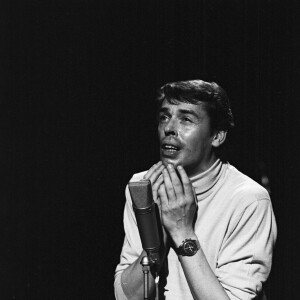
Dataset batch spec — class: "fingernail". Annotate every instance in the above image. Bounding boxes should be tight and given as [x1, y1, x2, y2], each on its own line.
[177, 165, 182, 170]
[168, 164, 172, 169]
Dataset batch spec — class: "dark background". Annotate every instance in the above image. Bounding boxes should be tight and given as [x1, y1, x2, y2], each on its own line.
[1, 0, 299, 299]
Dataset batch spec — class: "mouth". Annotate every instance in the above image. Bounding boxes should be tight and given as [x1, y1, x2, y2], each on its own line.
[161, 143, 181, 156]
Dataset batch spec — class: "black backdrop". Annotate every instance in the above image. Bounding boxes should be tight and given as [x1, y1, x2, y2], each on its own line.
[2, 0, 299, 299]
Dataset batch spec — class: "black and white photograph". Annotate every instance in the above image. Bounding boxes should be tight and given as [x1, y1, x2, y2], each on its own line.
[2, 0, 299, 299]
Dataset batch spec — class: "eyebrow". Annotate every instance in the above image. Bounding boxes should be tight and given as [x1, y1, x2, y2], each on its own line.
[159, 107, 201, 119]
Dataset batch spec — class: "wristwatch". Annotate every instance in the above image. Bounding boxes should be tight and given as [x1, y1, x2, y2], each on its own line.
[174, 238, 200, 256]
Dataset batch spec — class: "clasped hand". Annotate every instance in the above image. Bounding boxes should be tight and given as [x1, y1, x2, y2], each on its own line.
[143, 162, 197, 246]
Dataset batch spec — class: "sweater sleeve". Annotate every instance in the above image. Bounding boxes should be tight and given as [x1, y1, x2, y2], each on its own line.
[215, 198, 277, 300]
[114, 185, 143, 300]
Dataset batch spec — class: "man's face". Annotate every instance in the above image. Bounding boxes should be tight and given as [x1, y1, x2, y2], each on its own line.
[158, 99, 216, 177]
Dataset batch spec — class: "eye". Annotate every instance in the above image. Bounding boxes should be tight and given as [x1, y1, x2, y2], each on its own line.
[158, 114, 169, 122]
[182, 116, 192, 123]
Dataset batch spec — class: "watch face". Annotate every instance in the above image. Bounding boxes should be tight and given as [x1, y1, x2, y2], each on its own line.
[183, 240, 198, 256]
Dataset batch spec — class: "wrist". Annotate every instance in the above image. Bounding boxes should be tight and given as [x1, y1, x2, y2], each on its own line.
[171, 231, 198, 248]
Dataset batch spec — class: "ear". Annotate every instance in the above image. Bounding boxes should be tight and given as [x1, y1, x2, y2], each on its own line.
[211, 131, 227, 148]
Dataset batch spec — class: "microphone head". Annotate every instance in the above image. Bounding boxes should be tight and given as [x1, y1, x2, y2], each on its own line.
[128, 179, 161, 265]
[128, 180, 153, 208]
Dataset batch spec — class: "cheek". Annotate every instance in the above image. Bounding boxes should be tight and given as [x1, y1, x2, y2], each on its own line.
[157, 128, 162, 139]
[158, 124, 164, 137]
[182, 129, 202, 146]
[184, 131, 211, 152]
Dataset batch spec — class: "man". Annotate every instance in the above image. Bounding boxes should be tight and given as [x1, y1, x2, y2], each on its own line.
[114, 80, 277, 299]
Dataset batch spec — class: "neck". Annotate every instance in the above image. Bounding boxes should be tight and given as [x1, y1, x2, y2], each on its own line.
[186, 154, 218, 178]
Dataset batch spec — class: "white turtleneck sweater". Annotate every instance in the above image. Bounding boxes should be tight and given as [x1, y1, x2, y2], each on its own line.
[114, 160, 277, 300]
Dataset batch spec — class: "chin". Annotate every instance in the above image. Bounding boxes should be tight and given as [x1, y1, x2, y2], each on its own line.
[161, 157, 181, 168]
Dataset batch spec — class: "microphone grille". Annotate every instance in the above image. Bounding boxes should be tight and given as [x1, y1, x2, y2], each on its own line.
[128, 180, 153, 208]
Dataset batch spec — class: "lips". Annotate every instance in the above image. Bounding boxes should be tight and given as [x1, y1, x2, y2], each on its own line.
[162, 144, 180, 151]
[161, 139, 182, 156]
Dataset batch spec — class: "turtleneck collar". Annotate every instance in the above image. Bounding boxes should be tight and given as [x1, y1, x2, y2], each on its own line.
[189, 159, 225, 200]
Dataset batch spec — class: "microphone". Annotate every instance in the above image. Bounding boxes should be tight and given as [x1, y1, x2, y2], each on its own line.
[128, 180, 161, 267]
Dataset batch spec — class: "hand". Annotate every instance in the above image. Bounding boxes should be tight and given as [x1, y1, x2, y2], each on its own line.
[143, 161, 165, 204]
[158, 164, 197, 246]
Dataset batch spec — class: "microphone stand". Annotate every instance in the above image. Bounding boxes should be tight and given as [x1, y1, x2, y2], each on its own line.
[141, 256, 151, 300]
[141, 252, 160, 300]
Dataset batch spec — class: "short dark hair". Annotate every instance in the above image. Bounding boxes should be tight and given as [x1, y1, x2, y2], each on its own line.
[157, 79, 234, 132]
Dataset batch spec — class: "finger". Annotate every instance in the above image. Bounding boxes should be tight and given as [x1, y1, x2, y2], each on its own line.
[144, 162, 165, 185]
[149, 164, 165, 186]
[166, 164, 184, 198]
[143, 161, 162, 180]
[162, 167, 176, 202]
[152, 174, 164, 203]
[177, 165, 194, 197]
[158, 183, 168, 208]
[152, 173, 164, 190]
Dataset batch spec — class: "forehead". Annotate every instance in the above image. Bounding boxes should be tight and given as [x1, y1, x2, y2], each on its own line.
[160, 99, 208, 117]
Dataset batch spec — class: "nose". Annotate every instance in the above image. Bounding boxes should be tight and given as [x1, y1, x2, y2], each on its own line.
[164, 118, 178, 136]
